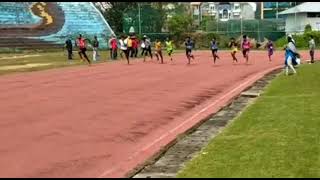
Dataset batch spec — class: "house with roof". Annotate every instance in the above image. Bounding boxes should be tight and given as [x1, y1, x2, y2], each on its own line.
[190, 2, 256, 25]
[278, 2, 320, 34]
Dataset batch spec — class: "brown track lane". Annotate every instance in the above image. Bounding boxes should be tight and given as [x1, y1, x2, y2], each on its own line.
[0, 50, 314, 177]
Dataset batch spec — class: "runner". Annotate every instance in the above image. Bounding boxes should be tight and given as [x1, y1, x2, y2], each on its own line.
[284, 35, 298, 75]
[110, 34, 118, 60]
[210, 38, 220, 64]
[142, 35, 153, 62]
[119, 35, 130, 65]
[108, 35, 113, 60]
[242, 35, 251, 64]
[155, 39, 164, 64]
[132, 36, 139, 58]
[266, 40, 274, 62]
[229, 37, 238, 63]
[140, 37, 146, 57]
[92, 36, 100, 62]
[165, 37, 174, 62]
[127, 36, 133, 58]
[76, 34, 91, 65]
[185, 37, 195, 65]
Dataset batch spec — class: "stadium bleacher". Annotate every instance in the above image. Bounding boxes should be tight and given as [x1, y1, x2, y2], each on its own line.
[0, 2, 114, 49]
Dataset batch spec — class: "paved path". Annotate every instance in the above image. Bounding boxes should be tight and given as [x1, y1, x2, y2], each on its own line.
[0, 50, 314, 177]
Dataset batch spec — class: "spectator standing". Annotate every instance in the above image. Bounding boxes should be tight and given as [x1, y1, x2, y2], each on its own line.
[309, 35, 316, 63]
[92, 36, 100, 61]
[65, 36, 73, 61]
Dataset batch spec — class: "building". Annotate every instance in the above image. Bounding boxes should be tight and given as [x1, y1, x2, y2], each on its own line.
[260, 2, 300, 19]
[278, 2, 320, 34]
[190, 2, 256, 25]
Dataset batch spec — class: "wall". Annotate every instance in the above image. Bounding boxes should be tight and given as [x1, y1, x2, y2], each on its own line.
[242, 4, 255, 19]
[285, 13, 320, 34]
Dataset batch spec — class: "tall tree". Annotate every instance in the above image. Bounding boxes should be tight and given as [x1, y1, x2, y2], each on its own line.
[167, 13, 193, 47]
[100, 2, 137, 34]
[153, 2, 166, 32]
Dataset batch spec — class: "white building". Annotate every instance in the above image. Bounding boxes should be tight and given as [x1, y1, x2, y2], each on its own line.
[191, 2, 256, 24]
[278, 2, 320, 34]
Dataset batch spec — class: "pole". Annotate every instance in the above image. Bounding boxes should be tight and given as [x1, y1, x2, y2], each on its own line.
[217, 14, 219, 33]
[295, 2, 297, 34]
[138, 3, 141, 35]
[261, 2, 264, 19]
[240, 16, 243, 37]
[257, 20, 260, 42]
[276, 2, 278, 19]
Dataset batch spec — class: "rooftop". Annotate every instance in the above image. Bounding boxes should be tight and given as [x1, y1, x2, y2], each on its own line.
[278, 2, 320, 15]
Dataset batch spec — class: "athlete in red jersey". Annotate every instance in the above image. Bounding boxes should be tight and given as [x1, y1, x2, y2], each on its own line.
[242, 35, 251, 64]
[76, 34, 91, 65]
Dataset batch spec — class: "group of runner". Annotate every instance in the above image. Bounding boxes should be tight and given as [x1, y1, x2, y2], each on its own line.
[117, 34, 174, 65]
[65, 33, 316, 76]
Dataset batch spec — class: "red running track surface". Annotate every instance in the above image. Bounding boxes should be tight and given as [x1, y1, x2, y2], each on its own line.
[0, 50, 315, 177]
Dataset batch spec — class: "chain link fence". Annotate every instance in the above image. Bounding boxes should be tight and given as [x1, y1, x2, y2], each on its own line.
[204, 19, 286, 42]
[121, 3, 287, 48]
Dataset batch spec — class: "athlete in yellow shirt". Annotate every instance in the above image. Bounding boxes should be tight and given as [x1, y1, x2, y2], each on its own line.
[229, 37, 238, 63]
[155, 39, 163, 64]
[165, 37, 174, 62]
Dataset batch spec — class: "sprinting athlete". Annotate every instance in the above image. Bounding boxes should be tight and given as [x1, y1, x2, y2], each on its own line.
[266, 40, 274, 61]
[76, 34, 91, 65]
[155, 39, 164, 64]
[229, 38, 238, 63]
[142, 35, 153, 62]
[185, 37, 195, 64]
[242, 35, 251, 64]
[210, 38, 220, 64]
[165, 37, 174, 61]
[119, 35, 130, 65]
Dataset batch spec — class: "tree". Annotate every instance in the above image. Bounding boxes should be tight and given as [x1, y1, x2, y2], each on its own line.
[304, 24, 312, 33]
[100, 2, 137, 34]
[152, 2, 166, 32]
[167, 13, 193, 47]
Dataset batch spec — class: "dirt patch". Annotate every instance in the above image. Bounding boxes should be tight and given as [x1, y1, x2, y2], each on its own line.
[0, 54, 42, 60]
[0, 63, 52, 70]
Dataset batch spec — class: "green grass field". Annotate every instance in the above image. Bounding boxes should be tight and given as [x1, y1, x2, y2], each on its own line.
[0, 50, 120, 75]
[177, 63, 320, 178]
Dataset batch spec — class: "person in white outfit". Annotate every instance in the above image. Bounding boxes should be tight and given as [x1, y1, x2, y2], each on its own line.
[284, 35, 299, 75]
[119, 35, 130, 64]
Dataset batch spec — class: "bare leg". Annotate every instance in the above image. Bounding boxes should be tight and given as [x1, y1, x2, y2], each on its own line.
[159, 51, 163, 64]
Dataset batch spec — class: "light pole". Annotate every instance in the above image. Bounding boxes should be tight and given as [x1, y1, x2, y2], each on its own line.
[294, 2, 297, 34]
[261, 2, 264, 19]
[240, 15, 243, 37]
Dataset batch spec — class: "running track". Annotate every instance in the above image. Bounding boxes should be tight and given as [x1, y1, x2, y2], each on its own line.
[0, 50, 315, 177]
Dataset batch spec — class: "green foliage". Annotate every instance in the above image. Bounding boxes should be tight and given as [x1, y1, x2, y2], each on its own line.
[167, 13, 193, 47]
[275, 36, 287, 49]
[304, 24, 312, 33]
[102, 2, 137, 34]
[276, 31, 320, 49]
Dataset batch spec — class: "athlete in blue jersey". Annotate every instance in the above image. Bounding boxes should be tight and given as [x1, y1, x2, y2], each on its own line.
[185, 37, 195, 64]
[210, 38, 220, 64]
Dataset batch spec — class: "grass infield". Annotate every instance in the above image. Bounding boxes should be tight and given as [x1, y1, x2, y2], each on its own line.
[177, 63, 320, 178]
